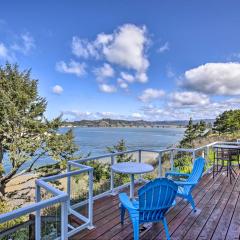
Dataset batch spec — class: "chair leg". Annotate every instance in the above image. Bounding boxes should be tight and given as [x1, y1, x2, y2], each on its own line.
[120, 205, 126, 225]
[162, 217, 171, 240]
[187, 194, 196, 212]
[132, 219, 139, 240]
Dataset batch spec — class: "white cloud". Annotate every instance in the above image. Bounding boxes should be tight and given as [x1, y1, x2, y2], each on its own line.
[56, 60, 86, 77]
[52, 85, 63, 95]
[117, 78, 129, 89]
[139, 88, 165, 102]
[120, 72, 135, 83]
[131, 112, 142, 119]
[169, 91, 210, 107]
[93, 63, 115, 82]
[11, 32, 35, 55]
[166, 65, 175, 78]
[0, 42, 12, 60]
[158, 42, 169, 53]
[103, 24, 149, 80]
[71, 24, 150, 83]
[72, 36, 98, 59]
[182, 62, 240, 95]
[62, 110, 125, 120]
[99, 83, 117, 93]
[95, 33, 113, 45]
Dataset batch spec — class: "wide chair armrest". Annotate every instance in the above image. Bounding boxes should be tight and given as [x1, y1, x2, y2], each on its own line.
[165, 171, 190, 178]
[119, 193, 138, 211]
[174, 181, 197, 186]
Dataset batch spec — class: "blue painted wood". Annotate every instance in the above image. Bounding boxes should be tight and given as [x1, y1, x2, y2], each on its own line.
[166, 157, 205, 211]
[119, 178, 178, 240]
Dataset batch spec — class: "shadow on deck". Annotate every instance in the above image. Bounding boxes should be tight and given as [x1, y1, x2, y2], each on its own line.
[71, 169, 240, 240]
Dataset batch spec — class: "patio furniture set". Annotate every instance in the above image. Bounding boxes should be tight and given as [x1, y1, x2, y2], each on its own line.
[111, 157, 205, 240]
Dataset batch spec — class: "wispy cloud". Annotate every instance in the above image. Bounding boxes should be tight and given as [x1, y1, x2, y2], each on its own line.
[0, 42, 14, 61]
[158, 42, 169, 53]
[139, 88, 165, 102]
[93, 63, 115, 82]
[99, 83, 117, 93]
[56, 60, 86, 77]
[11, 32, 35, 55]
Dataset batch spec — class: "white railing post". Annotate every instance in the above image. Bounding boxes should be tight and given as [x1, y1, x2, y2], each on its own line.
[88, 168, 94, 229]
[67, 163, 71, 212]
[158, 152, 162, 177]
[170, 150, 174, 171]
[138, 150, 144, 182]
[110, 155, 115, 195]
[35, 184, 41, 240]
[61, 200, 68, 240]
[138, 150, 141, 163]
[192, 150, 196, 163]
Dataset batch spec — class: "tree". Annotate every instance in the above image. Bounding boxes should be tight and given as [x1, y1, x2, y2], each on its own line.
[106, 139, 132, 163]
[214, 110, 240, 134]
[198, 120, 207, 135]
[180, 118, 196, 147]
[0, 63, 78, 197]
[87, 139, 132, 188]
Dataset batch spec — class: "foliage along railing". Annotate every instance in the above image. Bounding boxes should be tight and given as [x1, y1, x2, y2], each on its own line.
[0, 140, 239, 239]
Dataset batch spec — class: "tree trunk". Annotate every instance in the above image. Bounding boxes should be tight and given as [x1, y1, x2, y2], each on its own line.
[0, 182, 5, 197]
[0, 140, 5, 197]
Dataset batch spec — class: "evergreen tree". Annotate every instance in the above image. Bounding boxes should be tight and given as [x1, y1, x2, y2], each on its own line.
[214, 110, 240, 133]
[106, 139, 132, 163]
[180, 118, 196, 147]
[0, 63, 78, 197]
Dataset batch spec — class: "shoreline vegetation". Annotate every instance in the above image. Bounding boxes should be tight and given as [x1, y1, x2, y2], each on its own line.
[61, 118, 214, 129]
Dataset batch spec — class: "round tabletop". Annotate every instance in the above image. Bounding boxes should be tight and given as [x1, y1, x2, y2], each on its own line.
[111, 162, 154, 174]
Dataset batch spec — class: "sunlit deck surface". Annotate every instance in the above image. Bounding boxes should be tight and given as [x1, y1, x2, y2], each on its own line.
[71, 169, 240, 240]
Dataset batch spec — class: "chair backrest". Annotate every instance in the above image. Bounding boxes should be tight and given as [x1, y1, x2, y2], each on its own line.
[138, 178, 177, 223]
[187, 157, 205, 183]
[184, 157, 205, 194]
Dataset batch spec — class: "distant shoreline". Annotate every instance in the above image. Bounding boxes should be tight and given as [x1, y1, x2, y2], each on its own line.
[62, 118, 214, 129]
[61, 125, 186, 129]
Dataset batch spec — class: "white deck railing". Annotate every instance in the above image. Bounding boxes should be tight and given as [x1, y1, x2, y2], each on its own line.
[0, 163, 93, 239]
[0, 140, 239, 239]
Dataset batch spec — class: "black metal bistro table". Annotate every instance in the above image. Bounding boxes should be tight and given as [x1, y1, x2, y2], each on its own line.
[213, 144, 240, 184]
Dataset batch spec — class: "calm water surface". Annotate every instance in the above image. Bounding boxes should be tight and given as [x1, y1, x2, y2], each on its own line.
[70, 127, 185, 155]
[4, 127, 185, 172]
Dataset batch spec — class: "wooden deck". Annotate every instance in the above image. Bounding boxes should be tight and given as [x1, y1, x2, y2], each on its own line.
[71, 169, 240, 240]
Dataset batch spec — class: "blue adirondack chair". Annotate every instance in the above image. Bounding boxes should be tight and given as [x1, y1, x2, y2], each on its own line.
[165, 157, 205, 211]
[119, 178, 178, 240]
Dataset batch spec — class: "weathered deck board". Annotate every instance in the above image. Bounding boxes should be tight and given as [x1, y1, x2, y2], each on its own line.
[71, 169, 240, 240]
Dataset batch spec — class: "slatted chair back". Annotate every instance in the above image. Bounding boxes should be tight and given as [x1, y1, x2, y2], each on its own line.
[138, 178, 178, 223]
[184, 157, 205, 194]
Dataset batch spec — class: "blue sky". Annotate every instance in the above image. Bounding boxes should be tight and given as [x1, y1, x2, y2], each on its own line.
[0, 0, 240, 121]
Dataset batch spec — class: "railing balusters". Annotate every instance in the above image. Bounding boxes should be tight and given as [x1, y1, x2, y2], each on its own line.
[35, 184, 41, 240]
[138, 150, 142, 163]
[88, 169, 94, 229]
[158, 152, 162, 177]
[67, 163, 71, 214]
[61, 200, 68, 240]
[170, 150, 174, 171]
[110, 155, 115, 195]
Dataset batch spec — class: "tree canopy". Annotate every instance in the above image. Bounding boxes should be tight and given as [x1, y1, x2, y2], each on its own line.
[0, 63, 78, 197]
[214, 110, 240, 133]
